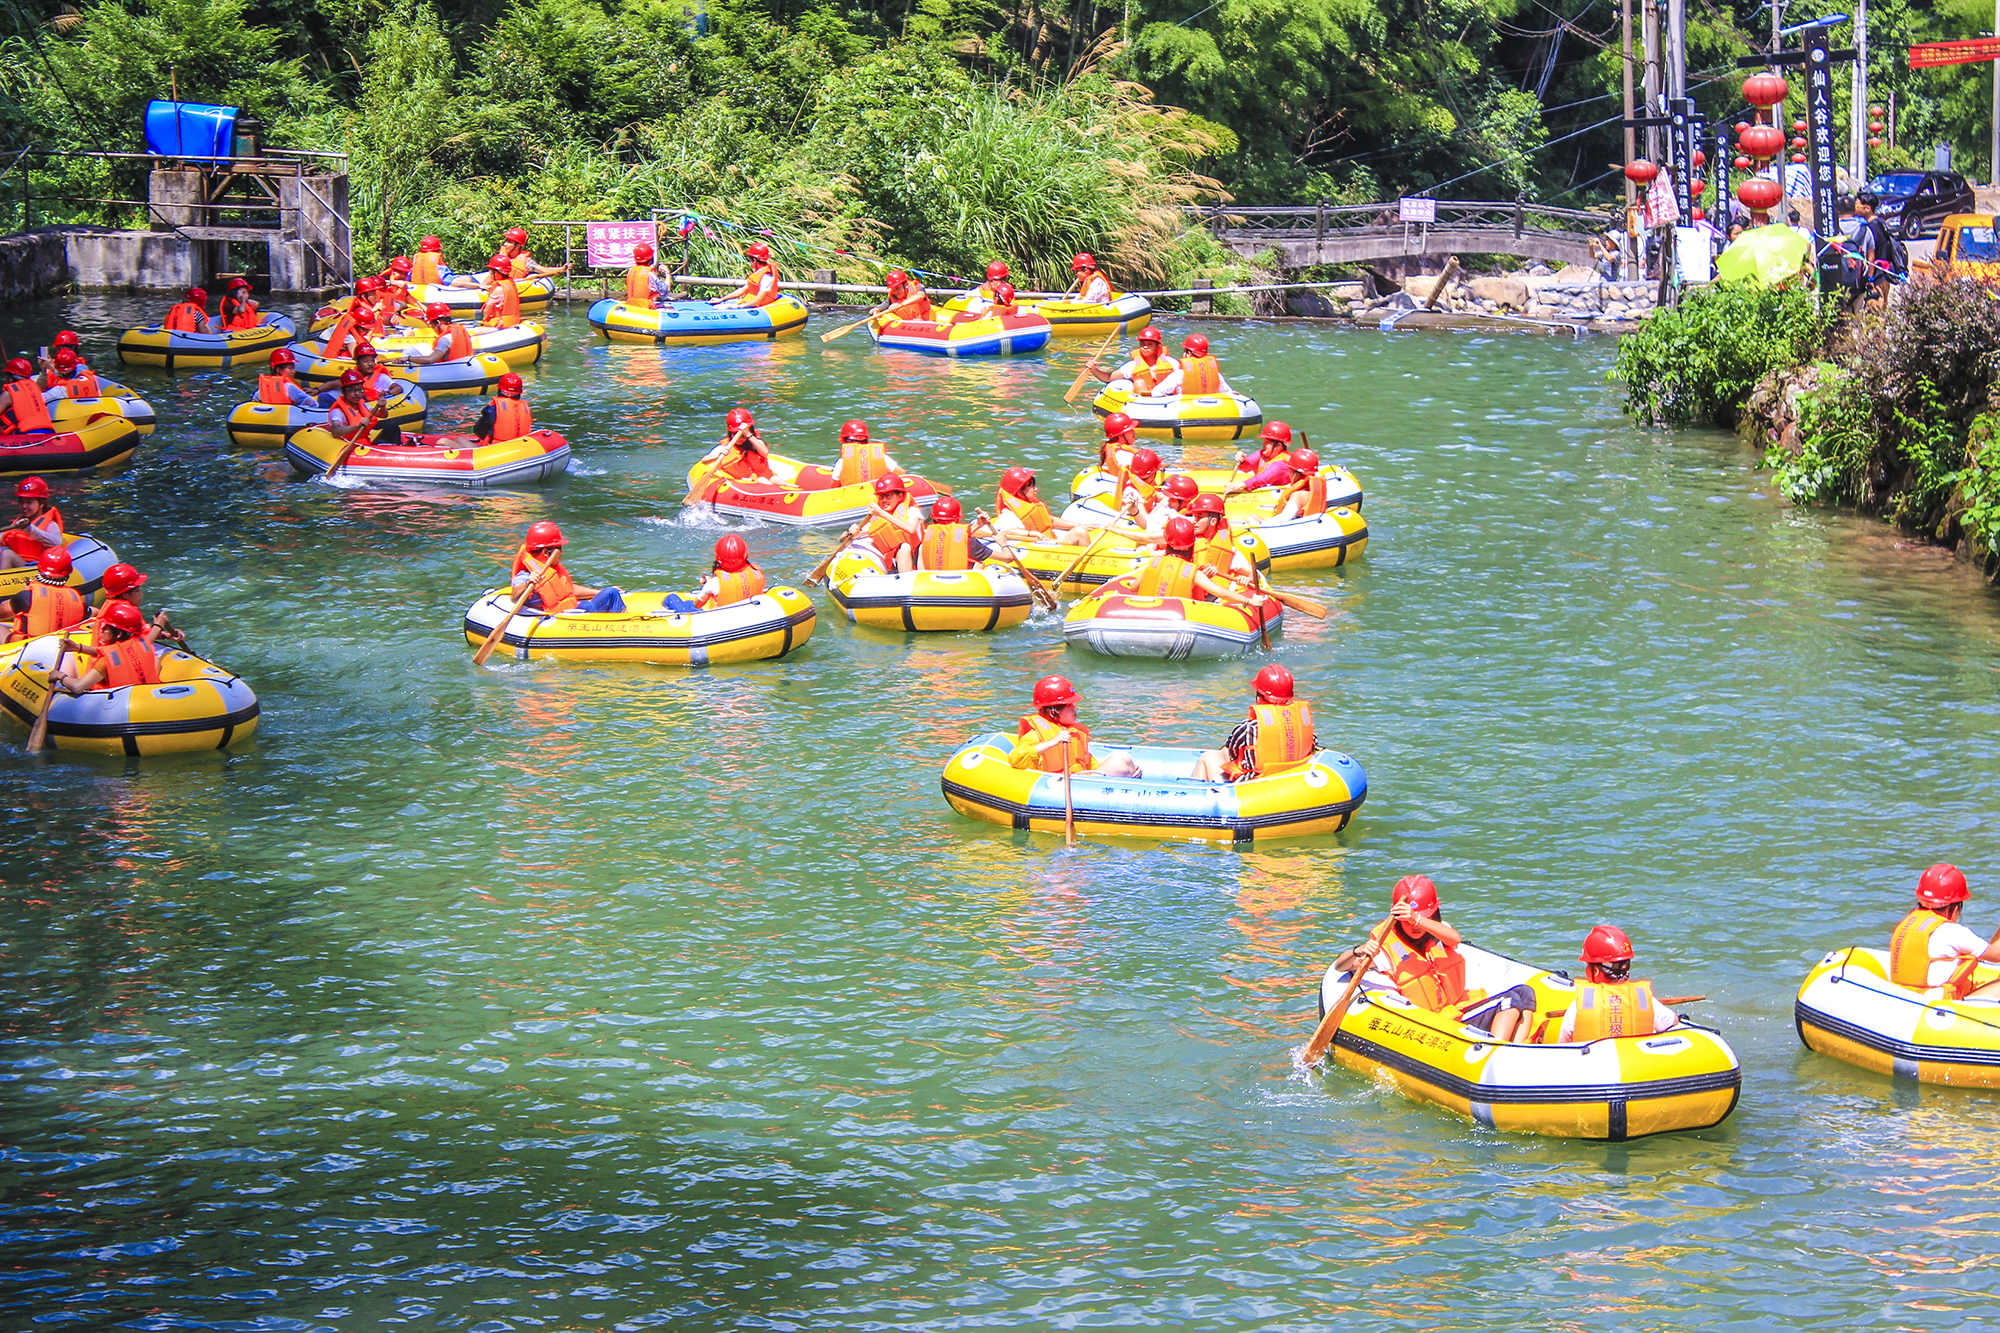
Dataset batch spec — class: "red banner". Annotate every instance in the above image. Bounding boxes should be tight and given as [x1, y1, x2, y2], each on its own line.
[1910, 38, 2000, 68]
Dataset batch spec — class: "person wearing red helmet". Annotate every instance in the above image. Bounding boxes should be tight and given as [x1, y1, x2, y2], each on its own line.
[1122, 514, 1267, 613]
[411, 235, 447, 287]
[1097, 409, 1140, 474]
[2, 476, 64, 569]
[86, 562, 180, 650]
[0, 357, 54, 435]
[53, 600, 161, 692]
[509, 521, 624, 614]
[1085, 324, 1178, 395]
[481, 256, 523, 329]
[1224, 422, 1298, 494]
[257, 348, 318, 408]
[1009, 674, 1142, 777]
[5, 546, 86, 642]
[917, 494, 985, 570]
[320, 300, 379, 363]
[1184, 492, 1257, 586]
[1191, 664, 1320, 784]
[1070, 253, 1112, 305]
[875, 269, 932, 324]
[323, 370, 391, 444]
[1886, 863, 2000, 997]
[829, 419, 901, 487]
[468, 373, 533, 444]
[1542, 926, 1681, 1043]
[41, 347, 100, 401]
[314, 341, 399, 410]
[162, 286, 215, 334]
[716, 239, 781, 309]
[1334, 876, 1468, 1014]
[684, 534, 767, 611]
[986, 281, 1019, 318]
[1150, 332, 1230, 397]
[403, 304, 475, 366]
[696, 408, 775, 492]
[989, 466, 1094, 550]
[1267, 449, 1329, 520]
[219, 277, 262, 332]
[457, 226, 565, 284]
[857, 473, 925, 573]
[624, 243, 670, 311]
[950, 260, 1015, 323]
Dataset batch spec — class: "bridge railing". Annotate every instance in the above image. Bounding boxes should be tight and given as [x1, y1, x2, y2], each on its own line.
[1187, 199, 1613, 241]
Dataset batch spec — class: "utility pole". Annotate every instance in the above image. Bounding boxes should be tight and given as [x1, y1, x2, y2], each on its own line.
[1623, 0, 1637, 209]
[1643, 0, 1661, 162]
[1850, 0, 1867, 184]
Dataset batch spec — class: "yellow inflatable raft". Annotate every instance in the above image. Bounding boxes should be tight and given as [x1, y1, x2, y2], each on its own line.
[115, 315, 296, 370]
[461, 587, 816, 666]
[329, 322, 546, 369]
[225, 387, 428, 450]
[0, 635, 259, 755]
[1092, 386, 1262, 441]
[1796, 947, 2000, 1087]
[938, 290, 1152, 338]
[941, 734, 1366, 843]
[308, 277, 558, 332]
[684, 455, 941, 527]
[1006, 530, 1271, 591]
[1060, 497, 1368, 572]
[49, 381, 157, 436]
[824, 549, 1034, 632]
[0, 533, 117, 600]
[1070, 463, 1365, 513]
[1063, 586, 1280, 659]
[1317, 944, 1742, 1140]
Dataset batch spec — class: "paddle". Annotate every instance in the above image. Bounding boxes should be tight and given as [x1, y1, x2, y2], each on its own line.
[974, 513, 1057, 610]
[1301, 916, 1395, 1065]
[805, 518, 869, 587]
[1264, 586, 1329, 619]
[684, 424, 752, 506]
[1061, 730, 1077, 847]
[1052, 502, 1135, 591]
[1063, 329, 1120, 404]
[819, 316, 876, 344]
[320, 399, 384, 480]
[1658, 995, 1706, 1006]
[471, 553, 546, 667]
[1252, 569, 1272, 652]
[25, 637, 70, 754]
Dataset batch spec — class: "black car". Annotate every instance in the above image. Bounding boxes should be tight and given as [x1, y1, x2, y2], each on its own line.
[1866, 169, 1977, 239]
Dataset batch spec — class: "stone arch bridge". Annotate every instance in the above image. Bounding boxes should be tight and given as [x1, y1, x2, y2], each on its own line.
[1191, 200, 1613, 269]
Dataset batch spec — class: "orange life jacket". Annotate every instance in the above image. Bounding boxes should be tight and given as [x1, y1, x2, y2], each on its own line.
[224, 302, 261, 331]
[919, 522, 970, 571]
[437, 323, 474, 361]
[55, 369, 101, 400]
[1130, 352, 1176, 395]
[513, 545, 578, 612]
[1195, 527, 1240, 581]
[87, 597, 150, 648]
[1279, 474, 1327, 516]
[996, 489, 1052, 533]
[489, 397, 532, 442]
[1888, 907, 1977, 992]
[839, 440, 889, 485]
[162, 302, 207, 333]
[625, 264, 655, 310]
[411, 252, 442, 285]
[697, 564, 766, 610]
[1378, 927, 1468, 1012]
[714, 447, 774, 484]
[3, 380, 54, 432]
[887, 286, 932, 321]
[1135, 551, 1198, 599]
[1569, 980, 1658, 1041]
[1179, 354, 1221, 395]
[323, 313, 364, 361]
[506, 250, 531, 279]
[1017, 713, 1094, 773]
[744, 262, 780, 308]
[257, 374, 296, 406]
[329, 397, 373, 435]
[1079, 272, 1113, 304]
[99, 638, 162, 689]
[867, 502, 918, 561]
[1247, 700, 1315, 777]
[17, 580, 85, 637]
[483, 279, 521, 329]
[1111, 465, 1158, 508]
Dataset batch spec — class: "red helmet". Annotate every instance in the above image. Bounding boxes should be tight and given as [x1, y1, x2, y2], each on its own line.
[930, 494, 962, 523]
[351, 307, 379, 327]
[338, 369, 366, 388]
[1253, 664, 1294, 702]
[14, 476, 49, 499]
[1071, 252, 1096, 270]
[504, 226, 529, 245]
[1182, 333, 1209, 356]
[633, 244, 654, 264]
[985, 261, 1010, 281]
[1103, 411, 1136, 441]
[356, 275, 382, 294]
[999, 466, 1035, 497]
[885, 269, 909, 289]
[488, 256, 512, 274]
[497, 373, 524, 395]
[1288, 449, 1319, 474]
[1578, 924, 1636, 965]
[1918, 863, 1970, 908]
[425, 302, 452, 321]
[101, 562, 146, 596]
[228, 275, 252, 289]
[1188, 493, 1226, 519]
[991, 281, 1016, 305]
[745, 241, 772, 261]
[419, 235, 443, 252]
[264, 348, 295, 371]
[4, 357, 31, 378]
[1137, 327, 1164, 345]
[100, 600, 146, 636]
[352, 341, 377, 359]
[388, 256, 412, 274]
[873, 474, 907, 498]
[1394, 874, 1441, 918]
[1129, 447, 1162, 480]
[838, 419, 869, 443]
[525, 520, 564, 549]
[1163, 515, 1196, 553]
[51, 331, 80, 349]
[1032, 674, 1078, 708]
[1260, 421, 1293, 447]
[52, 348, 78, 370]
[35, 546, 72, 581]
[187, 286, 207, 303]
[714, 534, 750, 571]
[724, 407, 755, 433]
[1165, 474, 1200, 505]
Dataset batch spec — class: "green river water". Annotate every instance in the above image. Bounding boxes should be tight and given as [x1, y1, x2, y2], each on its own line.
[4, 295, 2000, 1331]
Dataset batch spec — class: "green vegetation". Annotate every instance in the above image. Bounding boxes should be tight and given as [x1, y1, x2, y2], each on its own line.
[1613, 283, 1834, 427]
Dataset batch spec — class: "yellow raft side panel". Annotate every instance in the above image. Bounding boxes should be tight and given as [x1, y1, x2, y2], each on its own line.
[1796, 947, 2000, 1088]
[462, 587, 817, 666]
[826, 551, 1034, 632]
[0, 640, 259, 755]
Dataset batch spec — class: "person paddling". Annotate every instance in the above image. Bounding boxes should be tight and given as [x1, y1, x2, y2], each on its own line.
[52, 601, 161, 692]
[509, 521, 625, 614]
[1223, 423, 1298, 496]
[1885, 863, 2000, 999]
[1008, 674, 1141, 777]
[697, 408, 775, 487]
[89, 562, 182, 649]
[1148, 333, 1230, 398]
[874, 269, 932, 325]
[1086, 325, 1177, 393]
[1334, 876, 1469, 1014]
[1120, 515, 1267, 613]
[715, 241, 782, 309]
[857, 474, 924, 574]
[1, 476, 63, 570]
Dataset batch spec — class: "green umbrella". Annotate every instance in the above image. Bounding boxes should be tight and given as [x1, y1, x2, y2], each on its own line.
[1715, 225, 1812, 287]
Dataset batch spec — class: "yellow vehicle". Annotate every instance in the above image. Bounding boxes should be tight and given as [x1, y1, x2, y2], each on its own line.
[1912, 213, 2000, 285]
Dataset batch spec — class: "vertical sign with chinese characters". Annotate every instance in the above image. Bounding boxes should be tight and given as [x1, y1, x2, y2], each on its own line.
[1805, 31, 1839, 235]
[585, 221, 659, 269]
[1669, 98, 1694, 219]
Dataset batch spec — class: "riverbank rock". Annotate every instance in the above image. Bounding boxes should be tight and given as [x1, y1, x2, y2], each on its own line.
[1468, 276, 1529, 310]
[1739, 363, 1824, 452]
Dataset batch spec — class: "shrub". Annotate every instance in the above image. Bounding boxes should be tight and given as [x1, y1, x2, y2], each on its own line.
[1613, 282, 1835, 426]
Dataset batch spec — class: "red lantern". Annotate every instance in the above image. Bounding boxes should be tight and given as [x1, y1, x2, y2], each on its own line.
[1869, 121, 1885, 134]
[1735, 120, 1751, 133]
[1624, 158, 1660, 185]
[1740, 125, 1786, 158]
[1734, 155, 1753, 171]
[1791, 153, 1807, 163]
[1792, 119, 1808, 134]
[1790, 137, 1807, 150]
[1693, 149, 1707, 170]
[1737, 177, 1783, 211]
[1691, 180, 1707, 198]
[1868, 137, 1885, 148]
[1743, 72, 1789, 107]
[1692, 207, 1706, 222]
[1869, 104, 1884, 116]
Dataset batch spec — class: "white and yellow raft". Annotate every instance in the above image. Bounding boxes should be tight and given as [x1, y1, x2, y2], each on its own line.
[0, 635, 260, 755]
[1063, 587, 1280, 659]
[1007, 531, 1272, 592]
[1316, 944, 1741, 1140]
[1071, 463, 1365, 513]
[1060, 498, 1367, 572]
[823, 548, 1034, 632]
[49, 381, 158, 435]
[1796, 946, 2000, 1087]
[115, 315, 296, 370]
[938, 290, 1152, 338]
[462, 587, 816, 666]
[0, 533, 117, 600]
[1092, 386, 1261, 441]
[225, 387, 428, 449]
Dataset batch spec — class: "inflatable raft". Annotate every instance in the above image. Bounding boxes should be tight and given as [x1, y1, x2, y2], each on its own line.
[0, 533, 117, 601]
[824, 548, 1034, 632]
[587, 295, 810, 344]
[1091, 387, 1262, 442]
[938, 291, 1152, 338]
[294, 348, 513, 396]
[872, 311, 1051, 357]
[0, 635, 260, 756]
[462, 586, 816, 666]
[225, 387, 428, 449]
[338, 322, 545, 369]
[1063, 588, 1280, 659]
[684, 455, 940, 527]
[1007, 530, 1272, 591]
[284, 426, 570, 487]
[1796, 946, 2000, 1087]
[115, 314, 296, 370]
[308, 277, 558, 331]
[941, 734, 1366, 843]
[1071, 463, 1364, 513]
[1315, 944, 1742, 1140]
[0, 416, 142, 476]
[48, 381, 157, 436]
[1060, 498, 1368, 572]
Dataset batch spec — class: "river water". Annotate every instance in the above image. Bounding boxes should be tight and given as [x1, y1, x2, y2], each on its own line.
[4, 296, 1999, 1330]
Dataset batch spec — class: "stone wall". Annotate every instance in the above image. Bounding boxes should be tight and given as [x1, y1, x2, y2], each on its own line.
[0, 227, 76, 301]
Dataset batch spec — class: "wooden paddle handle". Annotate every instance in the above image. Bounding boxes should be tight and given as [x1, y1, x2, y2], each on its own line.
[805, 519, 868, 586]
[471, 554, 545, 666]
[1064, 328, 1120, 404]
[1301, 916, 1395, 1065]
[24, 640, 68, 754]
[1061, 729, 1077, 847]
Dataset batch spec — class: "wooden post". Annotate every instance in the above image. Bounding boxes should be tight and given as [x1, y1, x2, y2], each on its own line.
[1192, 278, 1213, 314]
[1425, 256, 1459, 310]
[1514, 195, 1525, 239]
[814, 268, 834, 304]
[1315, 198, 1326, 264]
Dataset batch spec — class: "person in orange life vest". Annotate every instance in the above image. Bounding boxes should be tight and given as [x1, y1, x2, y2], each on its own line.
[1123, 471, 1204, 542]
[829, 419, 902, 486]
[326, 370, 403, 445]
[481, 257, 523, 329]
[1086, 325, 1178, 393]
[950, 261, 1011, 324]
[321, 289, 380, 362]
[257, 348, 319, 409]
[664, 534, 768, 612]
[1, 358, 55, 435]
[2, 475, 63, 569]
[1070, 252, 1113, 305]
[988, 466, 1095, 550]
[375, 257, 420, 321]
[624, 243, 671, 311]
[874, 269, 932, 324]
[1184, 493, 1258, 586]
[1148, 332, 1230, 398]
[410, 235, 447, 287]
[218, 277, 262, 331]
[88, 561, 182, 650]
[696, 407, 775, 491]
[1333, 875, 1470, 1014]
[918, 495, 997, 570]
[1885, 863, 2000, 999]
[1267, 449, 1331, 520]
[858, 473, 925, 573]
[162, 286, 217, 334]
[40, 348, 100, 400]
[5, 546, 87, 643]
[53, 600, 163, 693]
[1542, 926, 1681, 1043]
[509, 520, 624, 613]
[472, 374, 534, 443]
[498, 225, 568, 279]
[986, 281, 1020, 318]
[1224, 422, 1297, 495]
[715, 240, 781, 309]
[35, 330, 89, 385]
[1190, 664, 1320, 783]
[1008, 674, 1142, 777]
[1121, 516, 1267, 615]
[403, 304, 476, 366]
[314, 343, 398, 408]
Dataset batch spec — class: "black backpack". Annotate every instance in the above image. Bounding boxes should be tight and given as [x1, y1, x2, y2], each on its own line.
[1866, 218, 1908, 276]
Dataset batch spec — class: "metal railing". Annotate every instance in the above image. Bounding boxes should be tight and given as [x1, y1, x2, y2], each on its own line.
[1188, 199, 1612, 244]
[297, 174, 351, 286]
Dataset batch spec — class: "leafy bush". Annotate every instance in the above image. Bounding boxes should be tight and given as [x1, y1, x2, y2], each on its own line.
[1613, 282, 1834, 426]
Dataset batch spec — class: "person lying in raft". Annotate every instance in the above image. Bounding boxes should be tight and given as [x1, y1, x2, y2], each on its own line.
[511, 522, 624, 614]
[53, 601, 161, 692]
[1010, 674, 1141, 778]
[1144, 333, 1231, 398]
[713, 241, 781, 309]
[665, 535, 766, 612]
[1333, 876, 1542, 1041]
[1885, 863, 2000, 999]
[829, 420, 902, 486]
[1190, 665, 1317, 783]
[1085, 326, 1177, 394]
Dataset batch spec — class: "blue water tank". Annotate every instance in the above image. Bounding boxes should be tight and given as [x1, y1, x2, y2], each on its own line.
[144, 100, 239, 162]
